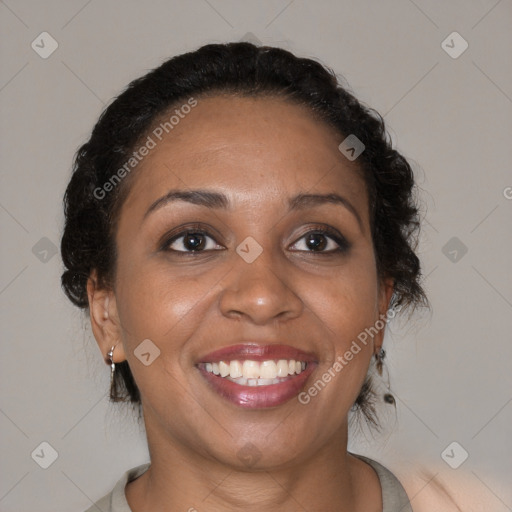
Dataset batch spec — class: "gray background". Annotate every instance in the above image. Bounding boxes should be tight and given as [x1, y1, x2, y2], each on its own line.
[0, 1, 511, 511]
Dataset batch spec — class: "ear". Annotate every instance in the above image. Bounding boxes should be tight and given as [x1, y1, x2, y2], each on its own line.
[373, 277, 395, 355]
[86, 270, 126, 364]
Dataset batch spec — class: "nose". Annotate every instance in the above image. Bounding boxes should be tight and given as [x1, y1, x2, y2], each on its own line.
[219, 250, 303, 325]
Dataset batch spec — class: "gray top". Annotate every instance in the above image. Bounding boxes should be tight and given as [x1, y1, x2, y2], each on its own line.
[84, 454, 413, 512]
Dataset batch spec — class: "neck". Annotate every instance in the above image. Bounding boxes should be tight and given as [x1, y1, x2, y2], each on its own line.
[125, 409, 380, 512]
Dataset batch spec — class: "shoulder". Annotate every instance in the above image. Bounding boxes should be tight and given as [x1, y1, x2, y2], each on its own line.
[82, 463, 150, 512]
[399, 466, 494, 512]
[354, 455, 486, 512]
[351, 452, 413, 512]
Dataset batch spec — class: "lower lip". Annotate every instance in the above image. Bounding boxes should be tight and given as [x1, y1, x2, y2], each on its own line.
[199, 364, 316, 409]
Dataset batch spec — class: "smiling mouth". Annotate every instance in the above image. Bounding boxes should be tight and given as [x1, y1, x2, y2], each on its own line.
[200, 359, 308, 386]
[196, 344, 317, 408]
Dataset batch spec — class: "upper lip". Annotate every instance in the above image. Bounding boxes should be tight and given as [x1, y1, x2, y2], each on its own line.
[198, 343, 318, 363]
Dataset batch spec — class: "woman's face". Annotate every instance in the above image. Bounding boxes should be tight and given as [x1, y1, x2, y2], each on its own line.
[99, 95, 392, 469]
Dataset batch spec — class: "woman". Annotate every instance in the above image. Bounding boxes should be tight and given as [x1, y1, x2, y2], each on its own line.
[61, 42, 427, 512]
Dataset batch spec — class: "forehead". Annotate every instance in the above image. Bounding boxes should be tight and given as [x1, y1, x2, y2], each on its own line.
[121, 95, 368, 221]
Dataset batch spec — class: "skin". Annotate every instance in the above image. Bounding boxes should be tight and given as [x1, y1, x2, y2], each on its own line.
[87, 95, 394, 512]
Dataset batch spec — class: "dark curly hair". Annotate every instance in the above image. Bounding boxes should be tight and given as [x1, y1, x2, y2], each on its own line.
[61, 42, 428, 427]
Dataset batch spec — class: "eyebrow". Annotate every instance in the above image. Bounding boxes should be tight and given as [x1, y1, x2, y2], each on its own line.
[288, 193, 363, 231]
[143, 189, 363, 230]
[143, 190, 229, 220]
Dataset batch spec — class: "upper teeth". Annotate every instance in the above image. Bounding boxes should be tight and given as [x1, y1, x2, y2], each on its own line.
[204, 359, 307, 380]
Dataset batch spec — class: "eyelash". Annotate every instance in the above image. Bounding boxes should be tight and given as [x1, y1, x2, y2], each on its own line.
[160, 224, 222, 254]
[161, 224, 350, 255]
[290, 225, 350, 254]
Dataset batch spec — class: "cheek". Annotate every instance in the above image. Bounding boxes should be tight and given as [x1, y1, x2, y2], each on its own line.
[296, 265, 380, 422]
[114, 257, 223, 347]
[113, 260, 217, 409]
[307, 256, 380, 350]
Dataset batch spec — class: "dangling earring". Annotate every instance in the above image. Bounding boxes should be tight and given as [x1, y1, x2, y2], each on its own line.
[375, 348, 395, 405]
[375, 347, 385, 375]
[107, 345, 116, 399]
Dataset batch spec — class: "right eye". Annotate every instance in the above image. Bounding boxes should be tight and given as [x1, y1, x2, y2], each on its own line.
[164, 231, 224, 253]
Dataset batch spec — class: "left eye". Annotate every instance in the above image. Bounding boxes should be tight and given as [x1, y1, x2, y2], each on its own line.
[290, 231, 343, 252]
[167, 232, 223, 252]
